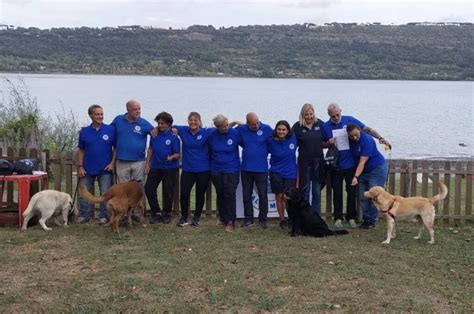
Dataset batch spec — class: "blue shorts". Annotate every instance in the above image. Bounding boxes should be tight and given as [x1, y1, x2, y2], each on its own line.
[270, 172, 296, 194]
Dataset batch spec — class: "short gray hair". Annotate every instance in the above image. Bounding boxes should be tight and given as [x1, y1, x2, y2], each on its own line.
[327, 102, 340, 112]
[213, 114, 228, 128]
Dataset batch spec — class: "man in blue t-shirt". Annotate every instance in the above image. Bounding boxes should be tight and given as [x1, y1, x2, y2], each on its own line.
[323, 103, 391, 229]
[236, 112, 272, 229]
[77, 104, 116, 224]
[111, 100, 153, 184]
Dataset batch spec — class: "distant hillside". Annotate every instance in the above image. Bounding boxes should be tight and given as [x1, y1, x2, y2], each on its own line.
[0, 23, 472, 80]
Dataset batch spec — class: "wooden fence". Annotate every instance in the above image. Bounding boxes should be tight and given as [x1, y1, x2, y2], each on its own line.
[1, 148, 473, 224]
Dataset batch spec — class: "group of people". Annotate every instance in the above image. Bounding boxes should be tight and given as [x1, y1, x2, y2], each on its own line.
[77, 100, 391, 233]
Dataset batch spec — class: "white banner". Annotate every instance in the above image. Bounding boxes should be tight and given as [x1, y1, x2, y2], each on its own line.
[235, 179, 280, 218]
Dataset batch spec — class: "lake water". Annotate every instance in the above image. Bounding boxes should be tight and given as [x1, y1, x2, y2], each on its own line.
[0, 73, 473, 159]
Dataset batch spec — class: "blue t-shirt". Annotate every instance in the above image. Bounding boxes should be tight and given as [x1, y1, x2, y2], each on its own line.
[267, 133, 298, 179]
[149, 129, 181, 169]
[323, 115, 366, 169]
[208, 128, 241, 173]
[236, 123, 272, 172]
[111, 114, 153, 161]
[350, 131, 385, 173]
[175, 126, 213, 172]
[78, 123, 115, 176]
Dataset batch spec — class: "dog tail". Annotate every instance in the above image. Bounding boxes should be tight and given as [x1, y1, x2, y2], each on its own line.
[79, 184, 109, 204]
[429, 182, 448, 205]
[333, 229, 349, 235]
[22, 192, 41, 217]
[324, 229, 349, 236]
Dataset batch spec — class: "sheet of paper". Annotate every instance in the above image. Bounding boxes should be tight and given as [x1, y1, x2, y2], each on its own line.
[332, 128, 350, 150]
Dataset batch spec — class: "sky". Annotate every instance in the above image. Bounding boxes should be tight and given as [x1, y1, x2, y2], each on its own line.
[0, 0, 472, 29]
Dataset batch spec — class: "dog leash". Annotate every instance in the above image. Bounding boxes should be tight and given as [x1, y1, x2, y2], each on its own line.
[72, 175, 80, 206]
[385, 145, 392, 187]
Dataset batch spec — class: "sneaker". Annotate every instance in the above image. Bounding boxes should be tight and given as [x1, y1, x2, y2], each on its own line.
[225, 222, 234, 233]
[279, 220, 288, 230]
[177, 217, 189, 227]
[334, 219, 343, 228]
[347, 219, 357, 229]
[162, 213, 171, 224]
[191, 216, 200, 227]
[359, 221, 376, 229]
[240, 219, 254, 228]
[149, 214, 163, 224]
[99, 218, 108, 225]
[77, 216, 90, 224]
[258, 220, 267, 229]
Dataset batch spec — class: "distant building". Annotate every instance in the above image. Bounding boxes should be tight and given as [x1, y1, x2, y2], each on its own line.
[118, 25, 142, 31]
[0, 24, 14, 31]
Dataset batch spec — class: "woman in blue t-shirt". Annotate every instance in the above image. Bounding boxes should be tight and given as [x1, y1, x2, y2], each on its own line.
[267, 120, 297, 230]
[347, 123, 387, 229]
[174, 112, 214, 227]
[208, 114, 241, 233]
[145, 112, 181, 224]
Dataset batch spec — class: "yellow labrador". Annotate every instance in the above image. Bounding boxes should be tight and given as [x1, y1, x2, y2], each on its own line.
[364, 182, 448, 244]
[22, 190, 76, 231]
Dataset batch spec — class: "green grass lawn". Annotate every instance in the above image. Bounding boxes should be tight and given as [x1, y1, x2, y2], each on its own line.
[0, 219, 472, 312]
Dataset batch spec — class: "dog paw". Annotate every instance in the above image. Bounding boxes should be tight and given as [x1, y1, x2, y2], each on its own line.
[428, 240, 435, 244]
[44, 228, 52, 231]
[382, 240, 391, 244]
[413, 236, 421, 240]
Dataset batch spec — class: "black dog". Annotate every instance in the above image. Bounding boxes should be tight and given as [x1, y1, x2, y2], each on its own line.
[285, 187, 348, 237]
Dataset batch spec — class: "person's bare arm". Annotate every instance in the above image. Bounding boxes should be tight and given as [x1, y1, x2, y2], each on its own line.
[363, 126, 391, 148]
[104, 148, 116, 172]
[351, 156, 369, 186]
[77, 149, 86, 178]
[145, 147, 153, 175]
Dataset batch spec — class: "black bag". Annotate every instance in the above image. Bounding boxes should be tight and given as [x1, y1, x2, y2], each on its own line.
[13, 159, 38, 175]
[0, 159, 14, 176]
[324, 146, 339, 170]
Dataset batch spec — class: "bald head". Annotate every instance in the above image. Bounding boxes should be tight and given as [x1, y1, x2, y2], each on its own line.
[126, 100, 141, 121]
[246, 112, 260, 131]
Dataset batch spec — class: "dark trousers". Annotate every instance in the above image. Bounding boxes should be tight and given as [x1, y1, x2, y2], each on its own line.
[145, 168, 177, 216]
[329, 167, 357, 221]
[211, 172, 239, 224]
[298, 162, 322, 214]
[241, 171, 268, 223]
[180, 170, 211, 219]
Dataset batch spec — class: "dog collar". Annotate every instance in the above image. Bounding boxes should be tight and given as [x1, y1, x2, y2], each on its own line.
[381, 199, 396, 220]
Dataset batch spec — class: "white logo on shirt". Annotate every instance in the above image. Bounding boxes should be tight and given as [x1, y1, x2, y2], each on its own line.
[227, 139, 233, 145]
[165, 139, 171, 145]
[257, 130, 263, 136]
[289, 143, 295, 150]
[102, 135, 109, 141]
[302, 129, 307, 133]
[197, 135, 202, 140]
[314, 126, 320, 131]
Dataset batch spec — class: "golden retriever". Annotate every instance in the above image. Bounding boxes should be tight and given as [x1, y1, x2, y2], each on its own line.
[79, 181, 146, 233]
[364, 182, 448, 244]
